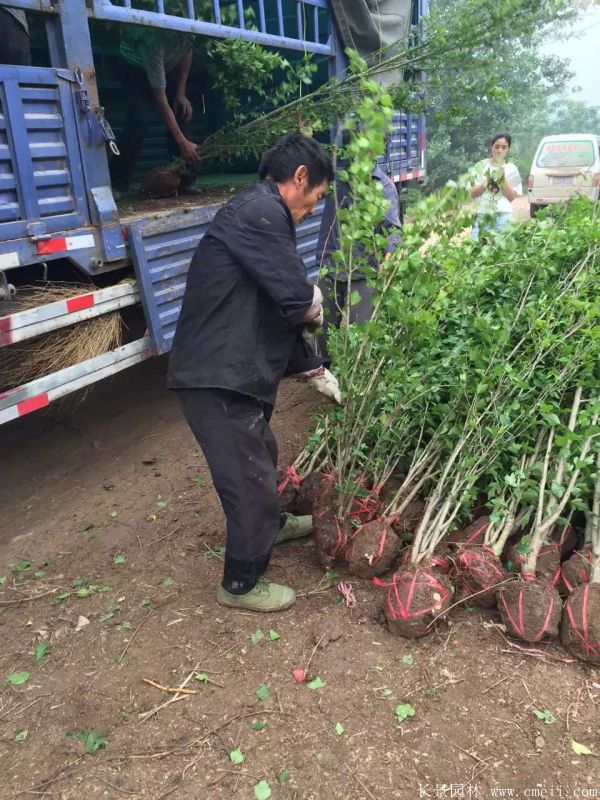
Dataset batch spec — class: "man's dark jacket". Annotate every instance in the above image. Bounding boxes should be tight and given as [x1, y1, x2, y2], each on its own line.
[167, 181, 314, 406]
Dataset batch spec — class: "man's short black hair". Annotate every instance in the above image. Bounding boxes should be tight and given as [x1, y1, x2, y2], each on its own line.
[259, 133, 334, 188]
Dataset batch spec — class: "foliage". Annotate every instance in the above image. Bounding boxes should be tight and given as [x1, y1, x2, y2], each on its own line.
[425, 0, 587, 188]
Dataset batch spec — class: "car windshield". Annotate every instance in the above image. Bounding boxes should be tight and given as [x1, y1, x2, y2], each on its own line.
[537, 140, 596, 168]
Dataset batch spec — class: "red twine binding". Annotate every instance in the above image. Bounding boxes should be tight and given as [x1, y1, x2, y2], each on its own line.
[373, 569, 452, 621]
[498, 583, 556, 643]
[565, 585, 600, 657]
[277, 465, 302, 495]
[458, 547, 504, 594]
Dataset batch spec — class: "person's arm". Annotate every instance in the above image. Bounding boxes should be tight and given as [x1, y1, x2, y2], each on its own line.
[500, 164, 522, 202]
[468, 162, 487, 198]
[144, 47, 199, 164]
[174, 50, 193, 122]
[223, 197, 316, 327]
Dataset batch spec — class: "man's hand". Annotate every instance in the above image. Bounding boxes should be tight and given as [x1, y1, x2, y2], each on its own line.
[175, 94, 193, 122]
[179, 138, 200, 165]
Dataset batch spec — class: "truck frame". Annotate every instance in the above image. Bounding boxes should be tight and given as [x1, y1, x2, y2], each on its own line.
[0, 0, 427, 426]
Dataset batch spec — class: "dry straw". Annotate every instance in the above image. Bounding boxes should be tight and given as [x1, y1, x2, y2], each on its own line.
[0, 283, 122, 391]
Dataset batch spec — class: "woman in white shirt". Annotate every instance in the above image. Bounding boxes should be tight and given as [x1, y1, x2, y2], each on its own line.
[469, 133, 523, 240]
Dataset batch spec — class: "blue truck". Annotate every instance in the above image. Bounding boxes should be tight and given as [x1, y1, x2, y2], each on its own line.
[0, 0, 427, 426]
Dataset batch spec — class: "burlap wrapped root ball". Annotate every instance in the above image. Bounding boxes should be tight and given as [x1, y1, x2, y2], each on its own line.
[455, 545, 505, 607]
[497, 578, 562, 642]
[376, 566, 454, 638]
[560, 547, 592, 594]
[508, 541, 561, 587]
[344, 518, 403, 579]
[560, 583, 600, 665]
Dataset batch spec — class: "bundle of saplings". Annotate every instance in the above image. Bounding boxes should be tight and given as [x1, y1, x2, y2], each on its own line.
[276, 61, 600, 651]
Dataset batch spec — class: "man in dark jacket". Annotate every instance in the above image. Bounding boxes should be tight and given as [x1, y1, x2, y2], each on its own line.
[168, 134, 333, 612]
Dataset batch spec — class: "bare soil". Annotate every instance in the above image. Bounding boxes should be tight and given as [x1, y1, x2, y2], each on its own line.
[1, 357, 599, 799]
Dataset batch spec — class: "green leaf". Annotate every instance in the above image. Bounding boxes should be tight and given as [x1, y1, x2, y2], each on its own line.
[278, 768, 290, 784]
[116, 621, 132, 631]
[325, 570, 341, 581]
[250, 720, 266, 731]
[372, 664, 384, 672]
[194, 673, 209, 683]
[229, 747, 245, 765]
[55, 592, 71, 604]
[103, 484, 114, 491]
[256, 683, 270, 701]
[335, 722, 345, 736]
[162, 577, 174, 587]
[251, 629, 264, 645]
[307, 677, 325, 691]
[34, 570, 46, 578]
[141, 598, 151, 607]
[570, 740, 594, 756]
[66, 729, 106, 753]
[395, 703, 416, 723]
[268, 630, 280, 641]
[7, 671, 30, 686]
[34, 643, 52, 663]
[156, 500, 168, 509]
[0, 576, 6, 585]
[113, 554, 127, 565]
[192, 476, 205, 485]
[14, 729, 28, 743]
[76, 588, 92, 598]
[109, 510, 118, 518]
[533, 709, 556, 725]
[381, 688, 393, 698]
[253, 780, 272, 800]
[12, 560, 31, 573]
[402, 654, 414, 666]
[350, 290, 362, 307]
[79, 522, 94, 533]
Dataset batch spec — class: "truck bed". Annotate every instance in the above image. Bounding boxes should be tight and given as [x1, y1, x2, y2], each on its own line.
[116, 176, 255, 224]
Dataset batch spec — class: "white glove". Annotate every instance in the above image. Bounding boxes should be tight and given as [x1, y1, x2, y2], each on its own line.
[303, 285, 323, 325]
[308, 368, 342, 404]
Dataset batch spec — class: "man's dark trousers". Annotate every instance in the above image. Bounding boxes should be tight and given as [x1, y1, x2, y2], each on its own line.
[176, 388, 280, 595]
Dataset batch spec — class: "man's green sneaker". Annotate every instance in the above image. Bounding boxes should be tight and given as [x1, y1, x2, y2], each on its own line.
[275, 513, 313, 545]
[216, 578, 296, 612]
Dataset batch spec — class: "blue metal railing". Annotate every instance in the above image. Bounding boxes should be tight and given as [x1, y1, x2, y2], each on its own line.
[88, 0, 334, 56]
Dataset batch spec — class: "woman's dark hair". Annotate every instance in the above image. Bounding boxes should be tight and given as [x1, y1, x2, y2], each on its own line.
[491, 132, 512, 148]
[259, 133, 334, 187]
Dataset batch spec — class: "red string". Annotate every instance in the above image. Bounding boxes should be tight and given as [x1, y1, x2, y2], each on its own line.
[330, 517, 348, 559]
[566, 586, 600, 656]
[373, 569, 451, 621]
[277, 465, 303, 495]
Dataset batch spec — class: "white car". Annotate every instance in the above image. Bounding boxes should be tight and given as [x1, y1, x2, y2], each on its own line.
[528, 133, 600, 217]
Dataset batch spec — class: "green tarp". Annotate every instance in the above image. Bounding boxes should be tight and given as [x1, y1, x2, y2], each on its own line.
[330, 0, 413, 85]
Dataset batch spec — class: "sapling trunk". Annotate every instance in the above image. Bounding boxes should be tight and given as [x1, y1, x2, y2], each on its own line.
[589, 451, 600, 584]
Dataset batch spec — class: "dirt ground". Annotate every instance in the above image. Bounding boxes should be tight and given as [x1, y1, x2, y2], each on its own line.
[1, 354, 599, 800]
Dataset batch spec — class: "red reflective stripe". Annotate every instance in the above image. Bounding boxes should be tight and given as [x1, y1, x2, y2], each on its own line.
[17, 393, 49, 416]
[413, 170, 420, 178]
[66, 293, 95, 313]
[0, 315, 13, 346]
[37, 238, 67, 255]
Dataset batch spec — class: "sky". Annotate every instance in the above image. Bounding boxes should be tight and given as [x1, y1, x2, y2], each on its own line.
[542, 5, 600, 105]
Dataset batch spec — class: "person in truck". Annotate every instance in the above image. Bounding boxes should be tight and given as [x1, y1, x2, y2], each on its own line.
[110, 28, 200, 196]
[167, 134, 334, 613]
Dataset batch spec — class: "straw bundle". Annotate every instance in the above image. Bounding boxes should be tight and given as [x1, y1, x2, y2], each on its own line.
[0, 283, 122, 391]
